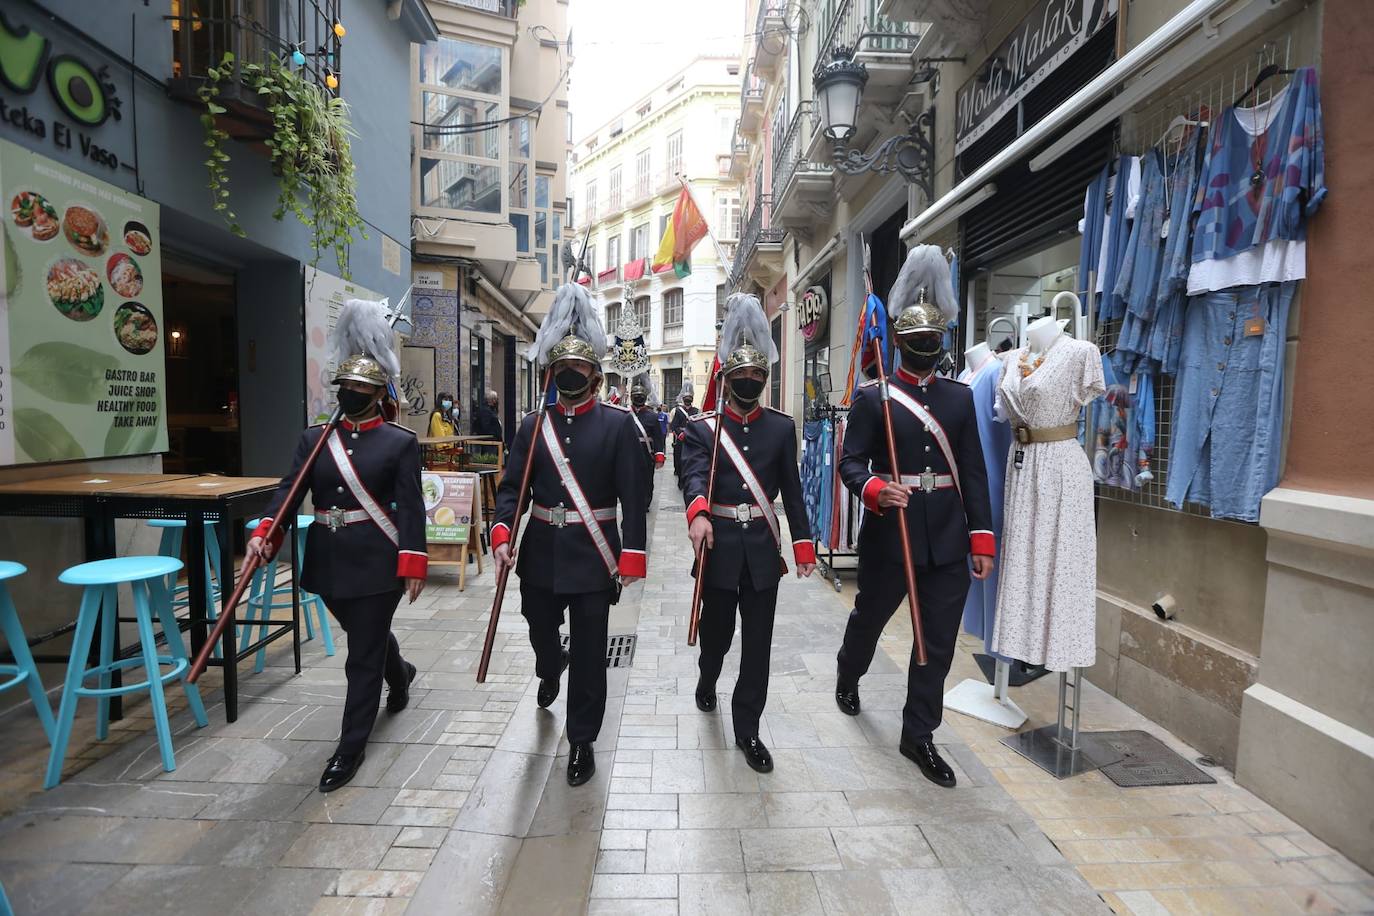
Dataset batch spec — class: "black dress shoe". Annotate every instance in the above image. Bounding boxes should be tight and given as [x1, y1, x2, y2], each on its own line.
[386, 662, 418, 713]
[695, 677, 717, 712]
[835, 681, 861, 716]
[319, 751, 365, 793]
[735, 736, 774, 774]
[567, 742, 596, 786]
[537, 651, 571, 709]
[900, 738, 957, 788]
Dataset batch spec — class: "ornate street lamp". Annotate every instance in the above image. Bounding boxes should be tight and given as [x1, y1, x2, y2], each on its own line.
[813, 46, 936, 201]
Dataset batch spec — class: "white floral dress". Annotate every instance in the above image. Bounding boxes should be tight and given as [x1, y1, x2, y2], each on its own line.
[991, 336, 1106, 671]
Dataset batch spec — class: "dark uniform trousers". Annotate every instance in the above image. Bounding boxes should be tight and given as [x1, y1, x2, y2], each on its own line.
[520, 582, 612, 745]
[325, 589, 409, 756]
[836, 556, 971, 742]
[698, 566, 778, 741]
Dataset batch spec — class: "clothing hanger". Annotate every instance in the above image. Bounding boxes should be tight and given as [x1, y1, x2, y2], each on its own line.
[1156, 113, 1208, 150]
[1234, 63, 1295, 107]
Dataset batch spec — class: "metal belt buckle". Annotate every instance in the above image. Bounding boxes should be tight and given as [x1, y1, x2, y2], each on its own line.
[920, 470, 937, 493]
[1015, 426, 1031, 444]
[549, 505, 568, 528]
[735, 503, 752, 522]
[327, 507, 346, 532]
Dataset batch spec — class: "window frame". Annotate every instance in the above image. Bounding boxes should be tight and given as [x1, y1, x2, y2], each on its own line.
[663, 287, 684, 329]
[666, 130, 683, 180]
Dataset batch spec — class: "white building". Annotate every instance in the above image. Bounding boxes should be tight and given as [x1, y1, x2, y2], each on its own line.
[570, 56, 741, 404]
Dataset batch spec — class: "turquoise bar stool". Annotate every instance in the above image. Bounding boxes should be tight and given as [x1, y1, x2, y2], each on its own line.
[147, 519, 223, 660]
[244, 517, 334, 673]
[0, 562, 57, 744]
[44, 556, 209, 789]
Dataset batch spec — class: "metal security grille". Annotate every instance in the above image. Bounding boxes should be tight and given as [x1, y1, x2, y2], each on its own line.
[1094, 730, 1217, 788]
[560, 633, 637, 669]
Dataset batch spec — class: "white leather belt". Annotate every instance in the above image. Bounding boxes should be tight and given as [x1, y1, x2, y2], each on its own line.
[878, 472, 957, 492]
[316, 508, 372, 531]
[531, 503, 616, 528]
[710, 502, 768, 521]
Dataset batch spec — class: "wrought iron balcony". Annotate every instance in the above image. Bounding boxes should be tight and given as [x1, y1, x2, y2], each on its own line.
[816, 0, 921, 63]
[731, 193, 786, 290]
[751, 1, 789, 81]
[739, 69, 766, 136]
[772, 101, 832, 226]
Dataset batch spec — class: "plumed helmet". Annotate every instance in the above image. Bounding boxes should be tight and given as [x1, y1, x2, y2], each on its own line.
[333, 354, 390, 387]
[718, 292, 776, 378]
[721, 342, 769, 376]
[530, 282, 607, 367]
[331, 298, 401, 386]
[892, 295, 948, 336]
[888, 244, 957, 337]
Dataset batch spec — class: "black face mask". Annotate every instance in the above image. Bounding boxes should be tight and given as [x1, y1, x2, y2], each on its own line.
[555, 367, 592, 398]
[728, 377, 765, 404]
[901, 348, 941, 372]
[337, 388, 377, 418]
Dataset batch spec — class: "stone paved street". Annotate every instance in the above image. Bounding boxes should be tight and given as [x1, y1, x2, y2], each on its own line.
[1, 476, 1371, 915]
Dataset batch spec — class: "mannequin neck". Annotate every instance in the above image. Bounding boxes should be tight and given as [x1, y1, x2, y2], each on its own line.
[1026, 318, 1064, 354]
[964, 341, 992, 372]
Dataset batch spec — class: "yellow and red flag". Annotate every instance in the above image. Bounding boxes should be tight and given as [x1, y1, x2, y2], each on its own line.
[652, 187, 709, 278]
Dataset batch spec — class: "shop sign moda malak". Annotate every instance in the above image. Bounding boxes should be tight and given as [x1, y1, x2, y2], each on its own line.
[954, 0, 1116, 154]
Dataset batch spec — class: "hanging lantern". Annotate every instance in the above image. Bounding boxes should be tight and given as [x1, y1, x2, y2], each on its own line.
[325, 70, 339, 90]
[291, 46, 307, 67]
[333, 21, 346, 38]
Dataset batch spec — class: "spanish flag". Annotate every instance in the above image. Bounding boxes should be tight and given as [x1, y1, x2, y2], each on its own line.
[652, 187, 709, 279]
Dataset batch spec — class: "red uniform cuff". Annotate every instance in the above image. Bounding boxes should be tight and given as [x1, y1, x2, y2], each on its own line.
[861, 476, 885, 515]
[397, 550, 429, 579]
[685, 496, 709, 524]
[491, 522, 512, 551]
[792, 539, 816, 565]
[619, 549, 646, 579]
[252, 518, 286, 557]
[970, 531, 996, 557]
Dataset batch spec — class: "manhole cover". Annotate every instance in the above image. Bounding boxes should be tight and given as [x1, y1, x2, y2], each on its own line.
[1094, 730, 1216, 787]
[560, 633, 637, 668]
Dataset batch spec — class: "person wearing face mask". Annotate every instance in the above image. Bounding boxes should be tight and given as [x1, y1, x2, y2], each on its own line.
[834, 246, 995, 789]
[248, 299, 428, 793]
[428, 392, 458, 439]
[492, 283, 649, 787]
[679, 292, 815, 775]
[669, 380, 699, 484]
[629, 378, 666, 510]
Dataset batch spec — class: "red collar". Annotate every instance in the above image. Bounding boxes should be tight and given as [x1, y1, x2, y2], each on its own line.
[723, 403, 763, 423]
[340, 415, 386, 432]
[895, 366, 936, 386]
[554, 395, 598, 417]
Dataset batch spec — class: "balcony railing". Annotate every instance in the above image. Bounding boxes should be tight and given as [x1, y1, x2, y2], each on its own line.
[816, 0, 920, 63]
[450, 0, 518, 16]
[772, 101, 827, 203]
[731, 193, 785, 287]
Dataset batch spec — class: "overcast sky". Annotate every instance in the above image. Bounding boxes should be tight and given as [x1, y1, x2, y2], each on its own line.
[567, 0, 747, 138]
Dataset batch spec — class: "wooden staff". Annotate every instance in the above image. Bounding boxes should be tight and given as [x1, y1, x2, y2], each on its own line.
[869, 330, 927, 667]
[476, 365, 553, 683]
[686, 363, 725, 647]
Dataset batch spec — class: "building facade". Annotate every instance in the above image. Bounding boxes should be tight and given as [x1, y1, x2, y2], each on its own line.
[409, 0, 573, 436]
[0, 0, 435, 707]
[733, 0, 1374, 871]
[570, 57, 740, 406]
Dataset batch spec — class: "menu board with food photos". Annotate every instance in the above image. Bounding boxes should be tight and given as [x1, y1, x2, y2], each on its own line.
[0, 139, 166, 465]
[421, 470, 478, 546]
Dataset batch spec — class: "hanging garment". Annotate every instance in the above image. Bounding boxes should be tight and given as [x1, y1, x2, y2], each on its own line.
[1167, 282, 1294, 522]
[991, 336, 1105, 671]
[1098, 156, 1142, 321]
[1078, 164, 1109, 302]
[959, 356, 1012, 655]
[1150, 127, 1207, 375]
[1091, 357, 1156, 490]
[1188, 67, 1326, 295]
[801, 418, 831, 543]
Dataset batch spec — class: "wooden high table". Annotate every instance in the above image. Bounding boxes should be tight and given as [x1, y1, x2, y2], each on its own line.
[0, 472, 293, 722]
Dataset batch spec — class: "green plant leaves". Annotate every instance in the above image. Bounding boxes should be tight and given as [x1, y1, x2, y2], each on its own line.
[15, 408, 84, 462]
[12, 342, 121, 403]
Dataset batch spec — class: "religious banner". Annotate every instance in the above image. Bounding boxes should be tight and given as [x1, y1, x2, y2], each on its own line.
[609, 313, 650, 377]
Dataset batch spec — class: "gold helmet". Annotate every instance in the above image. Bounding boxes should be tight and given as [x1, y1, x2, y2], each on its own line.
[722, 341, 769, 377]
[893, 290, 949, 338]
[333, 354, 390, 387]
[547, 331, 600, 367]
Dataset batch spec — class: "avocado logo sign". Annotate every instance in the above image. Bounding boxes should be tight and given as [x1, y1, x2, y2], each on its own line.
[0, 12, 125, 170]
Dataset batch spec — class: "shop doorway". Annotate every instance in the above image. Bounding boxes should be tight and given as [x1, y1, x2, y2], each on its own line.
[162, 255, 241, 475]
[868, 205, 907, 302]
[967, 236, 1081, 356]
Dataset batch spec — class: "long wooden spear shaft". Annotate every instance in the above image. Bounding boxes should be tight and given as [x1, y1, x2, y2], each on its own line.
[686, 363, 726, 647]
[869, 331, 928, 667]
[189, 290, 414, 683]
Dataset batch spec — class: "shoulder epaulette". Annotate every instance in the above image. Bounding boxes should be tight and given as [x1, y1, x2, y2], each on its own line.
[691, 410, 717, 422]
[387, 421, 418, 435]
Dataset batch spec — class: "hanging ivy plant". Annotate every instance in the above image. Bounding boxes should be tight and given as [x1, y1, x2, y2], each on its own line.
[198, 53, 366, 277]
[197, 52, 240, 236]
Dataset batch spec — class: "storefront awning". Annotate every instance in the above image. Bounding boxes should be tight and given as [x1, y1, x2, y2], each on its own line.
[900, 0, 1294, 244]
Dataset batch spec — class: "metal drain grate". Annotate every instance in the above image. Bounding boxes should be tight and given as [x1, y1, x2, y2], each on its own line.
[559, 633, 637, 669]
[1093, 730, 1217, 787]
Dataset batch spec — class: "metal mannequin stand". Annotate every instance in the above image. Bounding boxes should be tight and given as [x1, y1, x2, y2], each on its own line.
[943, 658, 1028, 729]
[1001, 668, 1121, 778]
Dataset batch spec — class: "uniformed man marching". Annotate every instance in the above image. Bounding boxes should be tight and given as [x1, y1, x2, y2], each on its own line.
[249, 298, 428, 793]
[630, 377, 665, 508]
[669, 381, 699, 483]
[680, 293, 815, 774]
[834, 246, 995, 788]
[493, 283, 649, 787]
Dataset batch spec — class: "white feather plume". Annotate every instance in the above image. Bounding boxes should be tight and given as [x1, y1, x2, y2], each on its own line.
[528, 282, 607, 365]
[717, 292, 777, 363]
[679, 378, 695, 401]
[331, 298, 400, 380]
[887, 244, 958, 321]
